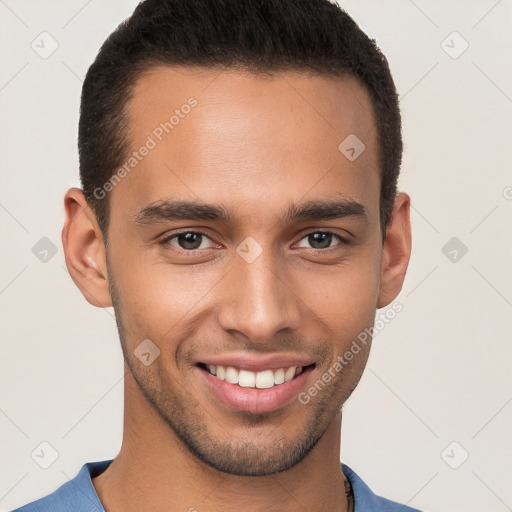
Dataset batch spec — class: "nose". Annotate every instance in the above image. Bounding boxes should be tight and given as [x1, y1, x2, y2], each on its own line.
[216, 248, 302, 343]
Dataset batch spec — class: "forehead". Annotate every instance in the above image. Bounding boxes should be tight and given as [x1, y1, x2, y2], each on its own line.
[111, 65, 380, 225]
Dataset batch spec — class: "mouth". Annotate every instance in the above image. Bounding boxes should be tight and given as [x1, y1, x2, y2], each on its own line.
[197, 362, 315, 389]
[195, 362, 316, 413]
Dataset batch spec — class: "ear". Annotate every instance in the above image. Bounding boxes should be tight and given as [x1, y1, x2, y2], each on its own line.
[61, 187, 112, 308]
[377, 192, 412, 308]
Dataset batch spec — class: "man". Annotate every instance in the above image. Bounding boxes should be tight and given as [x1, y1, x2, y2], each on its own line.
[13, 0, 419, 510]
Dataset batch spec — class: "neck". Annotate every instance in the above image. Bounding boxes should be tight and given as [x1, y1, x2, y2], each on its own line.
[93, 369, 350, 512]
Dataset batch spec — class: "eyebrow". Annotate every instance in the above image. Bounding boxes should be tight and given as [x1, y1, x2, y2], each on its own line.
[283, 199, 366, 224]
[135, 201, 231, 225]
[134, 198, 367, 225]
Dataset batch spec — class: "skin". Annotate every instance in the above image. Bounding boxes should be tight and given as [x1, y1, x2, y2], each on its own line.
[61, 66, 411, 512]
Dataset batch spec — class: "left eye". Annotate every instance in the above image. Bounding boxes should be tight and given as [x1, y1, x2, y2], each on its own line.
[296, 232, 344, 250]
[162, 231, 213, 250]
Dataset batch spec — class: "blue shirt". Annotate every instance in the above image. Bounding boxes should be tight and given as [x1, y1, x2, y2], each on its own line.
[10, 459, 423, 511]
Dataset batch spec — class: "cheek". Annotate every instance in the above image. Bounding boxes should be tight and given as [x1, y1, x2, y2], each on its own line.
[110, 249, 225, 338]
[294, 255, 381, 338]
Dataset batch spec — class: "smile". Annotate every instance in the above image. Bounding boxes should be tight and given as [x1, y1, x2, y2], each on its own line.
[199, 363, 309, 389]
[196, 363, 316, 413]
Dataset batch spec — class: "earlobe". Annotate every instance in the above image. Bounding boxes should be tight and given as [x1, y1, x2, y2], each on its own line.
[377, 192, 412, 309]
[61, 187, 113, 308]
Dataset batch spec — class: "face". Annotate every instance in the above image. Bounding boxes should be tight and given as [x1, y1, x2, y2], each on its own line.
[64, 66, 410, 477]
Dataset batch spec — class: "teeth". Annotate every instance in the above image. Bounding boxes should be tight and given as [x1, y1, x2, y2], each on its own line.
[255, 369, 274, 389]
[204, 365, 304, 389]
[225, 366, 238, 384]
[216, 365, 225, 380]
[274, 368, 285, 384]
[239, 369, 255, 388]
[284, 366, 296, 382]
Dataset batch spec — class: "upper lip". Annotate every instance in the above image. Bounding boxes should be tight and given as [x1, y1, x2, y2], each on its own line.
[197, 354, 315, 372]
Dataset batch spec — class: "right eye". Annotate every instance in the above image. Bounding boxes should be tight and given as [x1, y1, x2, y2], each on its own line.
[160, 231, 216, 251]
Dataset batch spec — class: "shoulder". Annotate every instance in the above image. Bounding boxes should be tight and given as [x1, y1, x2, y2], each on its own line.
[9, 460, 112, 512]
[343, 463, 425, 512]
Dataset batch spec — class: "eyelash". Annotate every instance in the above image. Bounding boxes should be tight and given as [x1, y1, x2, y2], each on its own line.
[159, 230, 350, 254]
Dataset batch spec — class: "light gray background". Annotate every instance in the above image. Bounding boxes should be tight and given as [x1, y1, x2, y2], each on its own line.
[1, 1, 511, 511]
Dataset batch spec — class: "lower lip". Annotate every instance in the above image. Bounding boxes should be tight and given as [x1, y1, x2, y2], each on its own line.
[197, 365, 315, 414]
